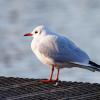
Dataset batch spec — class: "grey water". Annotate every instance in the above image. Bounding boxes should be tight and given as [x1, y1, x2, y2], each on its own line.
[0, 0, 100, 83]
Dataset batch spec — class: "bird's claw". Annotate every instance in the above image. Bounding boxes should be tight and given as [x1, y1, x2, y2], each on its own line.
[40, 80, 58, 84]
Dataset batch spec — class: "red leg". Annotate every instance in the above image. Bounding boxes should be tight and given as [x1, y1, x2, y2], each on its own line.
[41, 65, 54, 83]
[55, 68, 59, 82]
[49, 65, 54, 80]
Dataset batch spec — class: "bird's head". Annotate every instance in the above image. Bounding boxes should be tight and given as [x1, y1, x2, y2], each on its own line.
[24, 25, 49, 38]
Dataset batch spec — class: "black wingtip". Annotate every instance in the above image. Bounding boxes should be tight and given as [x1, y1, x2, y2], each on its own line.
[89, 61, 100, 68]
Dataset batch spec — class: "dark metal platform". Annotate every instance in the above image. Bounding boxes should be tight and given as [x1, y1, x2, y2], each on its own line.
[0, 77, 100, 100]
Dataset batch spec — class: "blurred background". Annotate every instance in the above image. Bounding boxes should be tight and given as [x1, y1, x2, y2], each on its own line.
[0, 0, 100, 83]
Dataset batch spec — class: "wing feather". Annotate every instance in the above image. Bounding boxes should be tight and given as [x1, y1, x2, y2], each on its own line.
[37, 35, 89, 64]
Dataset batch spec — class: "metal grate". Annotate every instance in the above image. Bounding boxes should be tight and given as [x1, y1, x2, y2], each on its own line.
[0, 77, 100, 100]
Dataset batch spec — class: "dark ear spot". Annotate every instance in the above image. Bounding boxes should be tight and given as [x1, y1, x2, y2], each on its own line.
[39, 29, 42, 34]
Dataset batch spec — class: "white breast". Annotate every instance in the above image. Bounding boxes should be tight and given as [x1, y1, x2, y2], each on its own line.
[31, 40, 54, 65]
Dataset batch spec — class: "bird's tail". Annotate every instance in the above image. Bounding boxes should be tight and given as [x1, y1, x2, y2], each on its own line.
[89, 61, 100, 72]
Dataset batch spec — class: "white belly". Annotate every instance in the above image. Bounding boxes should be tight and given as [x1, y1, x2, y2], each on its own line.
[33, 49, 54, 65]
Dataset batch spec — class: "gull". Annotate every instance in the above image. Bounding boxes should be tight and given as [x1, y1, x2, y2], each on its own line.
[24, 25, 100, 83]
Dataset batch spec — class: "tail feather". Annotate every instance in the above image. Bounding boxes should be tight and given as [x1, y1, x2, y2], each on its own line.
[89, 61, 100, 72]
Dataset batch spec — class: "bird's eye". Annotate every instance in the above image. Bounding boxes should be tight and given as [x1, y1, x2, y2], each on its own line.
[35, 31, 38, 34]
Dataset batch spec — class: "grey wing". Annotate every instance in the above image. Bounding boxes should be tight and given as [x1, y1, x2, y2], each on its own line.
[37, 35, 90, 64]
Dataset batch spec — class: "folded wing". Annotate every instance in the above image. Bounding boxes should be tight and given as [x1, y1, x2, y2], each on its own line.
[37, 35, 90, 64]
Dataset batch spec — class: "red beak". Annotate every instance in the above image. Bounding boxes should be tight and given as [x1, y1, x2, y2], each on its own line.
[24, 33, 33, 36]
